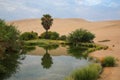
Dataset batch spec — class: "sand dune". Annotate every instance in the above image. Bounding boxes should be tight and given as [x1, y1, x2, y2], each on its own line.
[7, 18, 120, 42]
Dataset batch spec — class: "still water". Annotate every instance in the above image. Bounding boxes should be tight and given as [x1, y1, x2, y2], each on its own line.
[8, 55, 90, 80]
[1, 45, 92, 80]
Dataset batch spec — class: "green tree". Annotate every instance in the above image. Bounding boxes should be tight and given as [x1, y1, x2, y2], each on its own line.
[67, 29, 95, 46]
[59, 35, 67, 41]
[40, 31, 59, 40]
[20, 31, 38, 40]
[41, 14, 53, 39]
[0, 19, 21, 52]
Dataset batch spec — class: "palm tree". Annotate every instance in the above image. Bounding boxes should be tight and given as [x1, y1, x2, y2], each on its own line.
[41, 14, 53, 39]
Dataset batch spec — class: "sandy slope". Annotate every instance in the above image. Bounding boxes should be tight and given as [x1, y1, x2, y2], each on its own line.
[7, 18, 120, 42]
[8, 18, 120, 80]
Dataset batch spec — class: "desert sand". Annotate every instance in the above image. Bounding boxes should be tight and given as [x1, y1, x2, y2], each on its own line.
[8, 18, 120, 80]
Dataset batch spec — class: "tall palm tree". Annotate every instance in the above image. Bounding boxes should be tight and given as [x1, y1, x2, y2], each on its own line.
[41, 14, 53, 39]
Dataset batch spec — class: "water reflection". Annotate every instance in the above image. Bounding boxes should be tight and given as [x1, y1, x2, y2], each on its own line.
[41, 44, 59, 69]
[25, 43, 89, 60]
[0, 51, 25, 80]
[0, 44, 93, 80]
[39, 44, 59, 50]
[41, 48, 53, 69]
[67, 45, 88, 59]
[22, 46, 36, 54]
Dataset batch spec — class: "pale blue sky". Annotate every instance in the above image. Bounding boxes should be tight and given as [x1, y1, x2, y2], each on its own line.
[0, 0, 120, 21]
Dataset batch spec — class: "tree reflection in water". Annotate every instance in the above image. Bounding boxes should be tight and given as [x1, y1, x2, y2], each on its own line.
[67, 45, 88, 59]
[41, 48, 53, 69]
[41, 44, 59, 69]
[0, 51, 25, 80]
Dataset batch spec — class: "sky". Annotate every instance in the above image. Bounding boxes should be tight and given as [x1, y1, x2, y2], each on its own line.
[0, 0, 120, 21]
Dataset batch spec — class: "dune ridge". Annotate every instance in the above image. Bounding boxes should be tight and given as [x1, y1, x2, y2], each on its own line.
[7, 18, 120, 42]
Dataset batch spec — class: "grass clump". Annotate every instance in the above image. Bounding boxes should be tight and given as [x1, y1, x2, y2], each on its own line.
[102, 56, 116, 67]
[65, 63, 102, 80]
[24, 39, 65, 47]
[25, 39, 65, 44]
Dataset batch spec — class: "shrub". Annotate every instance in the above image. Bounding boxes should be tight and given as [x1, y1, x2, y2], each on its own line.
[20, 31, 38, 40]
[67, 29, 95, 45]
[65, 63, 102, 80]
[0, 20, 20, 42]
[0, 19, 21, 52]
[102, 56, 116, 67]
[40, 31, 59, 40]
[59, 35, 67, 40]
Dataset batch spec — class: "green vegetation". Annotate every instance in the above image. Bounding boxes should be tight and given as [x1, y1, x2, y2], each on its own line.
[102, 56, 116, 67]
[41, 14, 53, 39]
[40, 43, 59, 50]
[40, 31, 67, 40]
[65, 63, 102, 80]
[68, 43, 108, 59]
[40, 31, 59, 40]
[41, 48, 53, 69]
[67, 29, 95, 46]
[20, 31, 38, 40]
[25, 39, 65, 46]
[58, 35, 67, 41]
[23, 39, 63, 53]
[41, 52, 53, 69]
[0, 51, 24, 80]
[0, 19, 21, 52]
[22, 46, 36, 53]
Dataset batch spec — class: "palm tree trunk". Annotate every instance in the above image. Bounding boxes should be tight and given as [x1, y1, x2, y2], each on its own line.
[46, 30, 48, 39]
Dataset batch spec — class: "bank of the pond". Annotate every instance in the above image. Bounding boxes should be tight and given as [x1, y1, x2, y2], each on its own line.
[24, 39, 108, 56]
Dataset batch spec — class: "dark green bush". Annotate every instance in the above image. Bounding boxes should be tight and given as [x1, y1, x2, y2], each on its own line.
[67, 29, 95, 45]
[0, 20, 20, 42]
[102, 56, 116, 67]
[40, 31, 59, 40]
[0, 19, 21, 52]
[59, 35, 67, 40]
[20, 31, 38, 40]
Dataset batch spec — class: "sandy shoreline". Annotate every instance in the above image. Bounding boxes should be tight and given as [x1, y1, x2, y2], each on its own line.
[8, 18, 120, 80]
